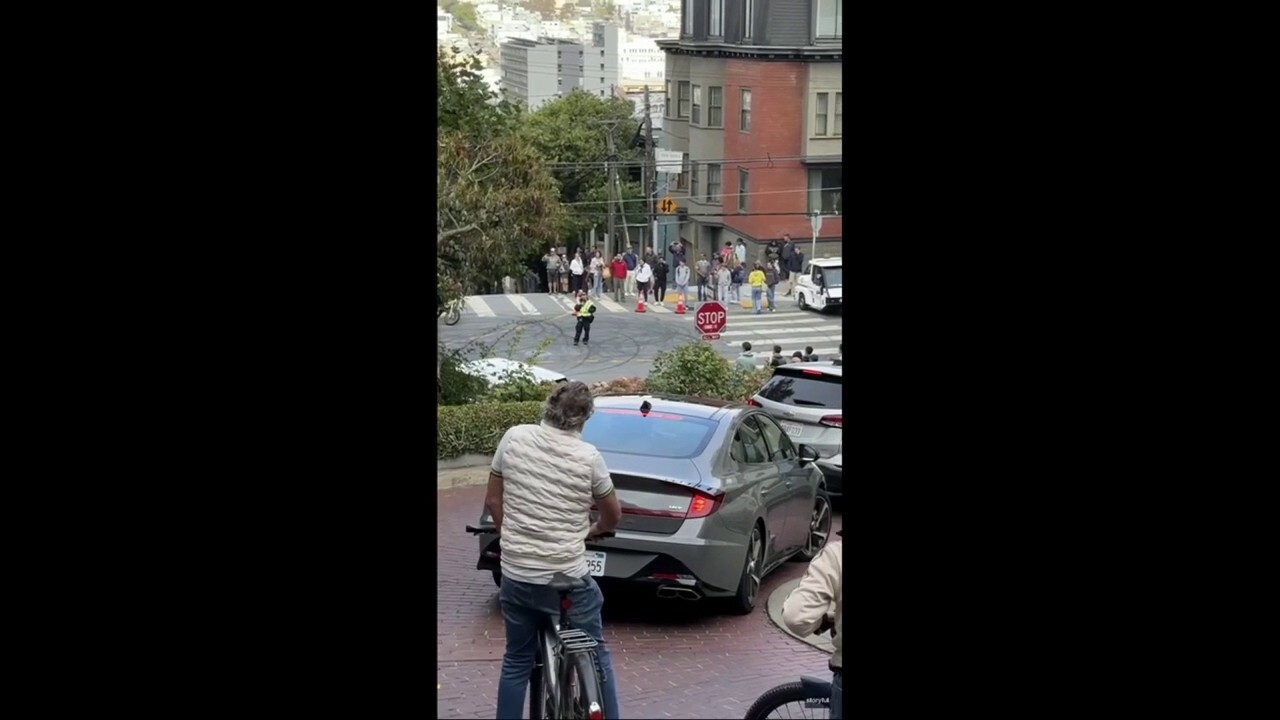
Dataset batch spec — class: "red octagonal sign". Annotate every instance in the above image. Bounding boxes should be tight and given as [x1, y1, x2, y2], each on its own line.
[695, 301, 728, 340]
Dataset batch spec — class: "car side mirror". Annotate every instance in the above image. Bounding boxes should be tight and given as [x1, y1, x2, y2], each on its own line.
[797, 444, 820, 464]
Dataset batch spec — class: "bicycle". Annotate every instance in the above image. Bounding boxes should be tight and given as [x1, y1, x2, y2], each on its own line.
[743, 626, 838, 719]
[465, 523, 614, 720]
[439, 297, 462, 326]
[744, 674, 833, 719]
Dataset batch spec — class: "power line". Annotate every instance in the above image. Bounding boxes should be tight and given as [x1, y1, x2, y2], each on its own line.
[559, 186, 845, 207]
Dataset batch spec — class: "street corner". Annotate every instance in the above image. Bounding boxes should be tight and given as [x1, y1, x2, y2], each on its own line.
[766, 579, 836, 655]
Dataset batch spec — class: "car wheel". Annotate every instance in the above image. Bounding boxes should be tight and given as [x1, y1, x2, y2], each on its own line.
[794, 489, 833, 562]
[798, 293, 808, 311]
[730, 524, 766, 615]
[492, 570, 502, 587]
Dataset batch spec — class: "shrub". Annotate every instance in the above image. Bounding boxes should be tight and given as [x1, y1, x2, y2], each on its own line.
[590, 376, 647, 396]
[485, 377, 559, 403]
[438, 400, 545, 459]
[646, 342, 771, 402]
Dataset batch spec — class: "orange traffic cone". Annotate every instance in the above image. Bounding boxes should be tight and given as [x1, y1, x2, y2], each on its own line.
[635, 296, 646, 313]
[675, 293, 686, 314]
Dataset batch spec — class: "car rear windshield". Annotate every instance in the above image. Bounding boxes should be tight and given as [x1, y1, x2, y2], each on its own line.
[581, 409, 718, 458]
[758, 369, 842, 408]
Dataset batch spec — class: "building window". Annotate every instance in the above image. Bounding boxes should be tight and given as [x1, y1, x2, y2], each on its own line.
[691, 162, 699, 198]
[816, 0, 843, 39]
[835, 92, 843, 135]
[710, 0, 724, 36]
[738, 169, 749, 213]
[683, 0, 693, 35]
[740, 88, 752, 131]
[665, 81, 672, 117]
[744, 0, 755, 40]
[807, 168, 842, 215]
[692, 85, 702, 125]
[706, 164, 721, 203]
[678, 81, 690, 119]
[678, 153, 690, 191]
[814, 93, 829, 136]
[706, 86, 723, 127]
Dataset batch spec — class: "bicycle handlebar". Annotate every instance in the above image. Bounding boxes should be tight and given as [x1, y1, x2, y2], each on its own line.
[465, 524, 615, 539]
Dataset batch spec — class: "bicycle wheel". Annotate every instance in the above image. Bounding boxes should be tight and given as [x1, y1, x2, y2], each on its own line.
[444, 305, 461, 325]
[562, 650, 605, 719]
[743, 681, 830, 719]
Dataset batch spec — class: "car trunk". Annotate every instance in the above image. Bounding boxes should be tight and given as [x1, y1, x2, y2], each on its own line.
[593, 453, 717, 536]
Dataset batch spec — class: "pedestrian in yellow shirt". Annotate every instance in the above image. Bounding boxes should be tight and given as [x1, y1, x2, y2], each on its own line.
[748, 263, 767, 315]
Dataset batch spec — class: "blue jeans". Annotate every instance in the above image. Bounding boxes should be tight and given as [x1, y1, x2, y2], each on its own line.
[831, 670, 842, 719]
[495, 575, 620, 720]
[752, 287, 762, 313]
[766, 284, 776, 310]
[592, 274, 603, 297]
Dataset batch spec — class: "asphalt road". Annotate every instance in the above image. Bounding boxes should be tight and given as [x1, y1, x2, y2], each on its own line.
[439, 291, 843, 384]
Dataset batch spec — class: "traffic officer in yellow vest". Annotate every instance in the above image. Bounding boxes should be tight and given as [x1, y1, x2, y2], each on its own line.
[572, 290, 596, 346]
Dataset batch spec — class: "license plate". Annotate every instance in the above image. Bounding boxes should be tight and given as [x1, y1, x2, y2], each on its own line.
[781, 421, 803, 437]
[585, 551, 606, 577]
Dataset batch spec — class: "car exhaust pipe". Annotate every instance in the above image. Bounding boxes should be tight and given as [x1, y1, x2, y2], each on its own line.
[656, 585, 701, 601]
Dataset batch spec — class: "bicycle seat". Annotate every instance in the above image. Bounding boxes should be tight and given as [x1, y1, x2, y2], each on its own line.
[549, 572, 588, 593]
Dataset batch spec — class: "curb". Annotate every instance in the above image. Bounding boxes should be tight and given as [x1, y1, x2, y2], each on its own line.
[766, 578, 835, 654]
[437, 456, 494, 491]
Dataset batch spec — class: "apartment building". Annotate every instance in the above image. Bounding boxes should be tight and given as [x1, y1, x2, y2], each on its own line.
[500, 23, 622, 110]
[658, 0, 842, 259]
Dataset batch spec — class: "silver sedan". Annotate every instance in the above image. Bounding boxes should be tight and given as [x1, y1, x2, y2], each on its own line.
[471, 394, 835, 615]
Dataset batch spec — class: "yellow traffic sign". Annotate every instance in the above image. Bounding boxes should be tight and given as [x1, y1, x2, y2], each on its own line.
[658, 197, 677, 214]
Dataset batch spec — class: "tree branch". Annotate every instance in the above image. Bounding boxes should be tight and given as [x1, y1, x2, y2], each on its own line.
[437, 224, 479, 245]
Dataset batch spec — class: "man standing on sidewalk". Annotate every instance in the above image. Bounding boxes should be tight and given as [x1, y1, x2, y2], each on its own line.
[675, 258, 691, 305]
[622, 245, 638, 298]
[765, 259, 780, 313]
[610, 254, 627, 303]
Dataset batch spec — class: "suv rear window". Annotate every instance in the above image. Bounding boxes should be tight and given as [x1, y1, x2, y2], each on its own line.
[758, 368, 842, 408]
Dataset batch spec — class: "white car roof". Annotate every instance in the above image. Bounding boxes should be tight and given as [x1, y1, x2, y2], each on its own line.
[810, 257, 842, 267]
[460, 358, 567, 385]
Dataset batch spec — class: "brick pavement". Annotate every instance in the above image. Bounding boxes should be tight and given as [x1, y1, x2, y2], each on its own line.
[437, 485, 844, 719]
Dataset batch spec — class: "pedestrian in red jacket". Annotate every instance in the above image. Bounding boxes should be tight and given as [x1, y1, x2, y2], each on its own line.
[610, 255, 628, 303]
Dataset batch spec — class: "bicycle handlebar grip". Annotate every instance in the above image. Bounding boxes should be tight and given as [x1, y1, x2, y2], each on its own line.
[465, 524, 497, 534]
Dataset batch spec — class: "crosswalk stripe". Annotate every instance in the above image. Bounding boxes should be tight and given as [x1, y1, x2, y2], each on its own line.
[508, 295, 541, 315]
[463, 296, 496, 317]
[728, 335, 841, 347]
[594, 296, 628, 313]
[720, 326, 841, 337]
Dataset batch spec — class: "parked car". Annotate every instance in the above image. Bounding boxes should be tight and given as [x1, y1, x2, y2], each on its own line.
[459, 358, 567, 386]
[795, 257, 842, 313]
[750, 363, 842, 496]
[471, 394, 834, 614]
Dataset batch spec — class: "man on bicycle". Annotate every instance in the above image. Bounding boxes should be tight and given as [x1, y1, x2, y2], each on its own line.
[486, 381, 624, 719]
[782, 531, 843, 719]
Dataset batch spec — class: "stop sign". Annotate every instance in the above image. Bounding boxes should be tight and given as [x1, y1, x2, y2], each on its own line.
[695, 301, 727, 340]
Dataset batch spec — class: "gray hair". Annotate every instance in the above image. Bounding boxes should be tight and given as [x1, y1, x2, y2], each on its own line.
[543, 381, 595, 431]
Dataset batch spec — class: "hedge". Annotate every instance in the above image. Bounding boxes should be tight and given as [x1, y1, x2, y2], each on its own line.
[438, 400, 544, 460]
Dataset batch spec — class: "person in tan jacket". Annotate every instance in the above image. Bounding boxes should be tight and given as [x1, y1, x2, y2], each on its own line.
[782, 534, 843, 719]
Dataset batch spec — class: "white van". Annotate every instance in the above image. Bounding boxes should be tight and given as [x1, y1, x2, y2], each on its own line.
[795, 257, 842, 313]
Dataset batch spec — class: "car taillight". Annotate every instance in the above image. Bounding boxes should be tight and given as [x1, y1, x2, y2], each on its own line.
[747, 398, 762, 407]
[589, 703, 603, 720]
[686, 492, 720, 519]
[820, 415, 842, 428]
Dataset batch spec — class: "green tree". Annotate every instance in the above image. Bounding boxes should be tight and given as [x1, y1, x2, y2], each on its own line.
[437, 50, 563, 302]
[449, 1, 483, 32]
[519, 91, 647, 244]
[526, 0, 557, 19]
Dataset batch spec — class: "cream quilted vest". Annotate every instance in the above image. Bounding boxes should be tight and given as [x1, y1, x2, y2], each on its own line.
[500, 423, 596, 577]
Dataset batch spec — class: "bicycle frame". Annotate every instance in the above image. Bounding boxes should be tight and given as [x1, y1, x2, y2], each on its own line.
[535, 590, 602, 718]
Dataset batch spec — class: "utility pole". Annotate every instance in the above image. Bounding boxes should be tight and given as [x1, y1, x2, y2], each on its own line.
[644, 85, 657, 256]
[599, 119, 621, 261]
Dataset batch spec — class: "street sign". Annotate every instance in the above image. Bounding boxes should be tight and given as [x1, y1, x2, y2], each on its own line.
[696, 301, 727, 341]
[658, 196, 677, 214]
[810, 212, 823, 235]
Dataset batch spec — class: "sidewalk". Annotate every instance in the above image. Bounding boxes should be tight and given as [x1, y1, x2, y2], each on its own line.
[436, 459, 492, 490]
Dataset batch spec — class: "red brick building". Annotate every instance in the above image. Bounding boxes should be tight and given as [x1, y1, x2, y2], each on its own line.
[658, 0, 843, 261]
